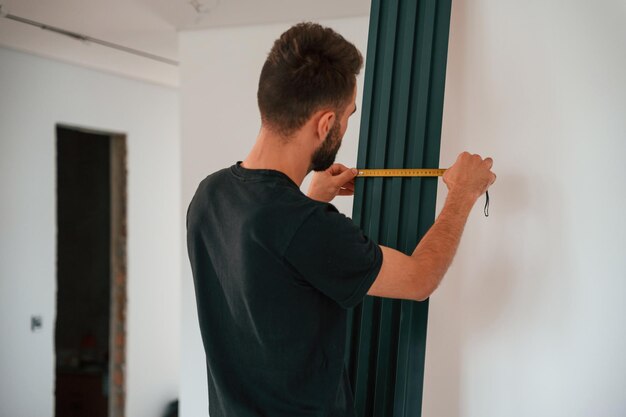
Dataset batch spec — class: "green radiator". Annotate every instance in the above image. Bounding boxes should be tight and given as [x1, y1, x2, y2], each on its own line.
[345, 0, 453, 415]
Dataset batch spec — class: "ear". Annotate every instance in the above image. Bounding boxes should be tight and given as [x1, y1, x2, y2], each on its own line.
[316, 111, 336, 142]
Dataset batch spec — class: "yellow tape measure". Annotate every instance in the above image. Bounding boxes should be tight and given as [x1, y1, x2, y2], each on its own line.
[356, 167, 490, 217]
[356, 168, 447, 177]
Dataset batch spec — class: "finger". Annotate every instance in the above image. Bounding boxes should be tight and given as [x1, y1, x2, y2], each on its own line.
[484, 157, 493, 169]
[341, 183, 355, 193]
[338, 188, 355, 196]
[328, 163, 348, 175]
[334, 167, 357, 184]
[459, 151, 471, 160]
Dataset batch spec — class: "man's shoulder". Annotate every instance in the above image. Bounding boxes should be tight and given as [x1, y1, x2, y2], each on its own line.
[201, 165, 234, 187]
[187, 166, 234, 218]
[191, 165, 242, 203]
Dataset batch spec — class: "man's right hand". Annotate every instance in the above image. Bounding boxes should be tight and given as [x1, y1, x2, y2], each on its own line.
[443, 152, 496, 201]
[367, 151, 497, 302]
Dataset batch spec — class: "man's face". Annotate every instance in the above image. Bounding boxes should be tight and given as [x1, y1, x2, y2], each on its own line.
[310, 87, 358, 172]
[310, 119, 342, 172]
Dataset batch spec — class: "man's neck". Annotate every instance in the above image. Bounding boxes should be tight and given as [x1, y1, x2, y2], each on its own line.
[242, 127, 313, 186]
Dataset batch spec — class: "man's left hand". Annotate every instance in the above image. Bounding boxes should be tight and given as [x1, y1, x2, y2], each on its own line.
[307, 163, 358, 203]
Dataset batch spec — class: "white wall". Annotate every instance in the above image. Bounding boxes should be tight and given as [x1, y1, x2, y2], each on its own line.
[179, 16, 369, 416]
[424, 1, 626, 416]
[179, 3, 626, 416]
[0, 47, 181, 417]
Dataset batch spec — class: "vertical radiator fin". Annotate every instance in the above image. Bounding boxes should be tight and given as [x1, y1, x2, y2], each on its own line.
[345, 0, 453, 416]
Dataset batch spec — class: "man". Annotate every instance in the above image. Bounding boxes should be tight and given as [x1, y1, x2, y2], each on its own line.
[187, 22, 495, 417]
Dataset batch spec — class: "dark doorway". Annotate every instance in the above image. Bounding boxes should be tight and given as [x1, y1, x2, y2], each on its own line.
[55, 125, 127, 417]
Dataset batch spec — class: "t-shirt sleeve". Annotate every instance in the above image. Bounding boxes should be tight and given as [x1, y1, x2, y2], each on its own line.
[283, 205, 383, 309]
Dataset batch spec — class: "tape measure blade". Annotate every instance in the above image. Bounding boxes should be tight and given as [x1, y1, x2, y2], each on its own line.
[356, 168, 446, 177]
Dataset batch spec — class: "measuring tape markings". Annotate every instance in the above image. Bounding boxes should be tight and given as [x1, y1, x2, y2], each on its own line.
[356, 168, 447, 177]
[355, 168, 490, 217]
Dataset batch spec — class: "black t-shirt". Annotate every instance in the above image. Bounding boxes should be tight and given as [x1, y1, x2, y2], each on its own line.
[186, 162, 383, 417]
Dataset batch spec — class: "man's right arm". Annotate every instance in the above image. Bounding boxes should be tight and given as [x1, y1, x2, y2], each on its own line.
[367, 152, 496, 301]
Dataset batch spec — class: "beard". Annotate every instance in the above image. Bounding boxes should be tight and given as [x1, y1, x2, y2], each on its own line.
[310, 121, 342, 172]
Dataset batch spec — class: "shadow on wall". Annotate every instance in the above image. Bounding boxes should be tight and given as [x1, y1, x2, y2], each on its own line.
[162, 399, 178, 417]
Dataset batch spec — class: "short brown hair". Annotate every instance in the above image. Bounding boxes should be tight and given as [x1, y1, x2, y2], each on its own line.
[257, 22, 364, 137]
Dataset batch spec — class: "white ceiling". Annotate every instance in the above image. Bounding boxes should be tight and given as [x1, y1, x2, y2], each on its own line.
[0, 0, 370, 86]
